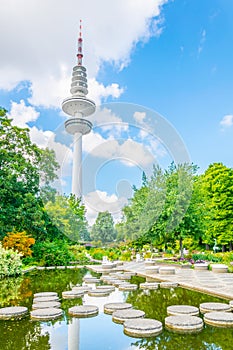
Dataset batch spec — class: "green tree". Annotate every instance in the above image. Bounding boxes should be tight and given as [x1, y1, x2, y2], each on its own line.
[201, 163, 233, 251]
[91, 211, 116, 243]
[45, 194, 88, 242]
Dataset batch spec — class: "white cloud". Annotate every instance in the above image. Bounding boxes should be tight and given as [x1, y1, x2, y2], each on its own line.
[8, 100, 39, 128]
[198, 29, 206, 55]
[220, 114, 233, 128]
[84, 190, 128, 224]
[0, 0, 168, 108]
[133, 111, 146, 123]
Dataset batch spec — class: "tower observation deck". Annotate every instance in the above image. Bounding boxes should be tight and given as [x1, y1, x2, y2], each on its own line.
[62, 21, 96, 198]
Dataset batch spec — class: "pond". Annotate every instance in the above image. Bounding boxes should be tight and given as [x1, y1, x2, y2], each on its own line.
[0, 268, 232, 350]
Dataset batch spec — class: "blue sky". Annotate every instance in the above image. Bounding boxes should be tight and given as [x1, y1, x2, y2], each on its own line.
[0, 0, 233, 223]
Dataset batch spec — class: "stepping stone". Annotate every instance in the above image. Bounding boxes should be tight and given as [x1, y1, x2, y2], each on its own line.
[32, 301, 61, 310]
[194, 263, 209, 270]
[0, 306, 28, 320]
[96, 285, 115, 291]
[68, 305, 99, 318]
[159, 267, 175, 275]
[104, 302, 133, 315]
[31, 308, 63, 321]
[83, 277, 100, 283]
[200, 302, 231, 314]
[88, 289, 112, 297]
[160, 282, 178, 288]
[167, 305, 199, 316]
[119, 284, 138, 291]
[230, 300, 233, 311]
[204, 312, 233, 327]
[124, 318, 163, 338]
[37, 267, 45, 270]
[62, 291, 84, 299]
[211, 264, 228, 273]
[145, 266, 159, 274]
[33, 296, 59, 303]
[34, 292, 58, 298]
[165, 315, 203, 333]
[112, 309, 145, 324]
[145, 260, 155, 266]
[72, 286, 92, 293]
[140, 282, 159, 290]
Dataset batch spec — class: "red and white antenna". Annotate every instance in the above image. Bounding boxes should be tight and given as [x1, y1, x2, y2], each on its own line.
[77, 19, 83, 65]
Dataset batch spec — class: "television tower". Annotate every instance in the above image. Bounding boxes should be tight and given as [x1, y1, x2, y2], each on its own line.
[62, 20, 96, 198]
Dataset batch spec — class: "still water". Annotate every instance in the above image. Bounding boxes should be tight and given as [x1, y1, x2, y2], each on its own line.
[0, 268, 232, 350]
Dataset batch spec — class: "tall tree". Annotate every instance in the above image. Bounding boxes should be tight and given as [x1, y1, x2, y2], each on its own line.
[91, 211, 116, 243]
[201, 163, 233, 251]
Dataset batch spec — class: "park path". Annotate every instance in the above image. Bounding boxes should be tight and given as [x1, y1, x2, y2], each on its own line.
[123, 261, 233, 300]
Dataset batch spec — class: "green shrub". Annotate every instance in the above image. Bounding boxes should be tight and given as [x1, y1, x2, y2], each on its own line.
[90, 248, 105, 260]
[32, 240, 75, 266]
[0, 243, 22, 278]
[119, 251, 132, 261]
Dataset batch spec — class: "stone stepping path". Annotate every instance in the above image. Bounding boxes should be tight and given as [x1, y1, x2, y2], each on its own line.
[165, 315, 203, 333]
[83, 277, 100, 283]
[230, 300, 233, 310]
[167, 305, 199, 316]
[31, 308, 63, 321]
[140, 282, 159, 290]
[72, 286, 92, 293]
[160, 282, 178, 288]
[200, 302, 231, 314]
[62, 291, 84, 299]
[124, 318, 163, 338]
[68, 305, 99, 318]
[32, 301, 61, 310]
[104, 302, 132, 315]
[112, 309, 145, 324]
[204, 311, 233, 327]
[34, 292, 58, 298]
[88, 289, 112, 297]
[96, 285, 115, 291]
[119, 284, 138, 291]
[33, 296, 59, 303]
[0, 306, 28, 320]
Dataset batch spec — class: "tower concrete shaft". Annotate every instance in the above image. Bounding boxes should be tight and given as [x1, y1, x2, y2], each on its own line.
[62, 21, 95, 198]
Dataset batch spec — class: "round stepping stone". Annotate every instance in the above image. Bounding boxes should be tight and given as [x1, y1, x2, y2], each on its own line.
[194, 263, 209, 270]
[204, 312, 233, 327]
[167, 305, 199, 316]
[230, 300, 233, 311]
[96, 285, 115, 291]
[32, 301, 61, 310]
[159, 267, 175, 275]
[112, 309, 145, 324]
[62, 291, 84, 299]
[124, 318, 163, 338]
[34, 292, 58, 298]
[104, 302, 133, 315]
[160, 282, 178, 288]
[68, 305, 99, 318]
[31, 308, 63, 321]
[72, 286, 92, 293]
[119, 284, 138, 291]
[165, 315, 203, 333]
[33, 296, 59, 303]
[83, 277, 100, 283]
[145, 266, 159, 274]
[145, 260, 155, 266]
[200, 302, 231, 314]
[119, 274, 131, 280]
[0, 306, 28, 320]
[88, 288, 112, 297]
[140, 282, 159, 290]
[211, 264, 228, 273]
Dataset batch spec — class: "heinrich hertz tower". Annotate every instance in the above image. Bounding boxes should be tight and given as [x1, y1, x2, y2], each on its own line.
[62, 21, 96, 198]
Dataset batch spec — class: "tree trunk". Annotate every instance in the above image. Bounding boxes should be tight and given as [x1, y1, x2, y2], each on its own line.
[229, 242, 233, 251]
[222, 245, 226, 252]
[205, 244, 210, 251]
[179, 236, 184, 258]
